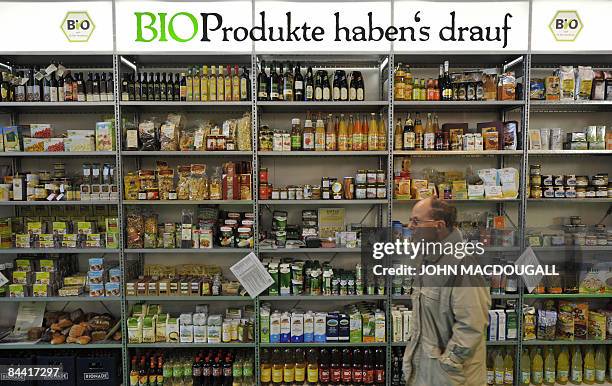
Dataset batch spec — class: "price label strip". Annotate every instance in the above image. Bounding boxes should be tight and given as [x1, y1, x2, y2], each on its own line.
[0, 366, 67, 381]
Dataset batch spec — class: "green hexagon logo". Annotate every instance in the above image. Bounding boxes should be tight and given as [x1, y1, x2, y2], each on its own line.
[61, 11, 95, 42]
[549, 10, 583, 42]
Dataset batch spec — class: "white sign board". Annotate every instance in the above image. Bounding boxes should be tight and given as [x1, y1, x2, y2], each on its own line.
[115, 0, 253, 53]
[531, 0, 612, 52]
[393, 1, 529, 52]
[0, 1, 113, 53]
[254, 0, 392, 52]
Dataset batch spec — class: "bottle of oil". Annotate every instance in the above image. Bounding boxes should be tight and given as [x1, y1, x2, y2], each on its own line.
[520, 349, 530, 386]
[494, 349, 504, 385]
[584, 346, 595, 384]
[294, 348, 307, 385]
[283, 349, 295, 384]
[307, 348, 319, 384]
[260, 349, 272, 385]
[571, 347, 583, 385]
[595, 345, 606, 384]
[487, 350, 495, 385]
[557, 347, 570, 385]
[271, 348, 283, 384]
[503, 349, 514, 385]
[414, 113, 424, 151]
[544, 346, 556, 385]
[532, 348, 544, 386]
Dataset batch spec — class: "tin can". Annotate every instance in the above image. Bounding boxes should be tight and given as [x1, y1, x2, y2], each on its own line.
[356, 170, 367, 185]
[303, 184, 312, 199]
[376, 169, 385, 184]
[343, 177, 354, 200]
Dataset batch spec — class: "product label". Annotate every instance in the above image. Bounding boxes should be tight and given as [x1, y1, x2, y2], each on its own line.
[350, 87, 357, 100]
[307, 368, 318, 383]
[403, 132, 415, 149]
[571, 369, 582, 383]
[357, 88, 364, 101]
[333, 87, 340, 100]
[272, 368, 283, 383]
[557, 370, 568, 382]
[306, 85, 314, 99]
[520, 370, 529, 383]
[295, 367, 305, 381]
[283, 368, 295, 382]
[303, 133, 314, 150]
[323, 88, 330, 100]
[495, 370, 504, 384]
[544, 370, 555, 383]
[596, 369, 605, 382]
[315, 87, 322, 100]
[341, 88, 348, 100]
[294, 80, 303, 90]
[261, 368, 271, 383]
[584, 369, 595, 382]
[488, 370, 495, 384]
[504, 371, 513, 384]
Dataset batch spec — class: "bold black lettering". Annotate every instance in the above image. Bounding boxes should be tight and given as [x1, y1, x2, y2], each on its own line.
[439, 11, 456, 41]
[335, 12, 350, 41]
[200, 12, 222, 42]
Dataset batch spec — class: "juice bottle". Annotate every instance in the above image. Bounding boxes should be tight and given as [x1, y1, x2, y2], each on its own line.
[394, 118, 403, 150]
[368, 112, 378, 151]
[130, 356, 139, 386]
[423, 112, 435, 150]
[377, 112, 386, 150]
[362, 115, 369, 151]
[414, 112, 424, 150]
[520, 349, 531, 385]
[557, 347, 570, 385]
[571, 347, 583, 385]
[325, 114, 337, 151]
[503, 349, 514, 385]
[584, 346, 595, 384]
[494, 350, 504, 385]
[351, 114, 361, 151]
[544, 347, 556, 385]
[315, 116, 325, 151]
[338, 115, 349, 151]
[260, 349, 272, 384]
[294, 348, 306, 384]
[595, 345, 606, 384]
[532, 348, 544, 386]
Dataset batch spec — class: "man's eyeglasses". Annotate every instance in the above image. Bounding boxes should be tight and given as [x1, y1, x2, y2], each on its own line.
[408, 217, 439, 226]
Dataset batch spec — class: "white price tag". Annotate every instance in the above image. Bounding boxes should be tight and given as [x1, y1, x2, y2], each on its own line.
[514, 247, 543, 294]
[34, 71, 45, 81]
[230, 252, 274, 298]
[0, 271, 8, 288]
[45, 64, 57, 75]
[56, 65, 66, 77]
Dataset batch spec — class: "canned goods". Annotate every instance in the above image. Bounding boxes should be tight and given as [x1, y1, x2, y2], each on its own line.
[343, 177, 354, 200]
[376, 183, 386, 199]
[376, 170, 385, 184]
[530, 164, 541, 175]
[259, 168, 269, 184]
[356, 184, 367, 199]
[303, 184, 312, 199]
[356, 170, 367, 185]
[331, 181, 343, 199]
[366, 170, 377, 184]
[366, 184, 377, 199]
[530, 186, 542, 198]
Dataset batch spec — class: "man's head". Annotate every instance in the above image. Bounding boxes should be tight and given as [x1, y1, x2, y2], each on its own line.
[409, 197, 457, 242]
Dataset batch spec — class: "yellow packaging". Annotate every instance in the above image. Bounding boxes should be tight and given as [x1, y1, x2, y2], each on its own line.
[588, 311, 606, 340]
[410, 179, 428, 199]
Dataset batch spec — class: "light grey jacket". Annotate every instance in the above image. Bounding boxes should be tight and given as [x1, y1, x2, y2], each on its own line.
[403, 229, 491, 386]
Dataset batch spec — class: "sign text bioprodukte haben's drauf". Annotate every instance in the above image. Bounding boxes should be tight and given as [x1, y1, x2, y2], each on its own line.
[135, 10, 514, 48]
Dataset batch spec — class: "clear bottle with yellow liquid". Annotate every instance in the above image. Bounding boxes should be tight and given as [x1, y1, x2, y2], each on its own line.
[595, 345, 606, 384]
[192, 67, 201, 101]
[315, 116, 325, 151]
[271, 348, 283, 384]
[571, 346, 583, 385]
[532, 348, 544, 386]
[294, 348, 307, 385]
[394, 118, 403, 150]
[487, 350, 495, 385]
[544, 346, 556, 385]
[338, 115, 349, 151]
[503, 349, 514, 385]
[584, 346, 596, 384]
[352, 114, 362, 151]
[377, 112, 386, 150]
[346, 114, 353, 150]
[494, 349, 504, 385]
[208, 66, 217, 102]
[520, 348, 531, 385]
[260, 349, 272, 385]
[557, 346, 570, 385]
[368, 112, 378, 151]
[201, 65, 209, 101]
[216, 65, 225, 101]
[283, 348, 295, 384]
[186, 68, 193, 102]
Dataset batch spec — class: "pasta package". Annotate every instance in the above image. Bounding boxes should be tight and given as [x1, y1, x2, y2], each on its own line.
[559, 66, 575, 100]
[159, 122, 178, 151]
[237, 113, 252, 151]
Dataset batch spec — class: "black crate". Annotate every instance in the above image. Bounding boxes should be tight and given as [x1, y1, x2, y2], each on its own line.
[75, 356, 118, 386]
[36, 355, 75, 386]
[0, 356, 35, 386]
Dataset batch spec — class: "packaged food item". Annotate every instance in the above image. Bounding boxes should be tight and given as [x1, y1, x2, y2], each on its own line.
[530, 78, 545, 100]
[557, 303, 575, 341]
[176, 166, 191, 200]
[157, 168, 175, 200]
[523, 306, 536, 340]
[575, 66, 594, 100]
[502, 121, 518, 150]
[497, 72, 516, 101]
[159, 122, 178, 151]
[529, 129, 542, 150]
[237, 113, 252, 151]
[537, 309, 557, 340]
[588, 311, 606, 340]
[545, 76, 560, 100]
[559, 66, 575, 100]
[189, 164, 208, 200]
[95, 121, 114, 151]
[591, 71, 606, 100]
[138, 120, 157, 150]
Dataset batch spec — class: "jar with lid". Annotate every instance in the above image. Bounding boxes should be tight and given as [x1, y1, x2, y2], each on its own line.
[366, 184, 377, 199]
[356, 184, 367, 199]
[356, 170, 367, 185]
[394, 64, 406, 101]
[529, 164, 541, 175]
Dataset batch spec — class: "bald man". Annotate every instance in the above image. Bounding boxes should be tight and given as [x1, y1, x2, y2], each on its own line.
[402, 197, 491, 386]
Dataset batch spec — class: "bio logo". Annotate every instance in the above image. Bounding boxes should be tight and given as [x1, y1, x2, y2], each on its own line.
[549, 10, 583, 42]
[61, 11, 95, 42]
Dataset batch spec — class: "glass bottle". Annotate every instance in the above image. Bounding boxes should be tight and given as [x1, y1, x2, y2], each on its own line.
[304, 66, 314, 101]
[338, 115, 349, 151]
[283, 349, 295, 384]
[325, 113, 337, 151]
[224, 64, 232, 101]
[532, 348, 544, 386]
[186, 68, 194, 101]
[306, 349, 318, 384]
[217, 65, 225, 101]
[282, 62, 294, 102]
[557, 347, 569, 385]
[303, 119, 314, 151]
[209, 66, 217, 102]
[291, 118, 302, 151]
[315, 116, 325, 151]
[257, 62, 269, 101]
[232, 65, 240, 101]
[544, 347, 556, 385]
[201, 65, 209, 102]
[368, 112, 378, 151]
[571, 347, 583, 385]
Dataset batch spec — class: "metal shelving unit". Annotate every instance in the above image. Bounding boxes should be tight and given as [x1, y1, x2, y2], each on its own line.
[126, 295, 252, 301]
[259, 342, 387, 348]
[259, 199, 388, 205]
[123, 200, 254, 205]
[124, 248, 251, 254]
[0, 151, 116, 157]
[0, 342, 121, 350]
[0, 200, 118, 206]
[0, 248, 119, 254]
[122, 150, 252, 156]
[258, 151, 388, 156]
[259, 295, 387, 301]
[259, 247, 361, 253]
[0, 296, 121, 302]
